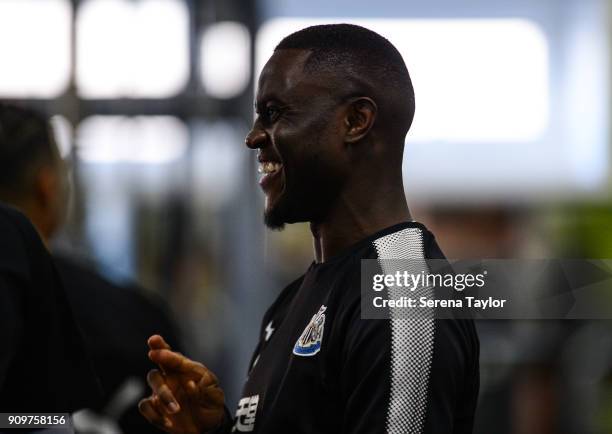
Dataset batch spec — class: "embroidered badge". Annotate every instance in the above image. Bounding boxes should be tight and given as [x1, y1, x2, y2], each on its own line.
[293, 305, 327, 357]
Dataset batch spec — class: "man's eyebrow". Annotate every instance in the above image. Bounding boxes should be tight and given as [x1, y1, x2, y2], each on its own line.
[254, 96, 283, 112]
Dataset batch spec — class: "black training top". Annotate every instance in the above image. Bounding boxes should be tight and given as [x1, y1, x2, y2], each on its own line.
[215, 222, 479, 434]
[0, 203, 101, 412]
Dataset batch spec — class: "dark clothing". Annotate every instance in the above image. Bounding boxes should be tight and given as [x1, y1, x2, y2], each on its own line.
[54, 255, 183, 434]
[215, 222, 479, 434]
[0, 203, 100, 412]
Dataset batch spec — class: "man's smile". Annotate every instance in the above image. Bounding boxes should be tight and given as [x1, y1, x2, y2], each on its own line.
[257, 154, 284, 193]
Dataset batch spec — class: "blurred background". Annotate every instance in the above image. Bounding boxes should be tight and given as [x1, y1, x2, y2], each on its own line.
[1, 0, 612, 432]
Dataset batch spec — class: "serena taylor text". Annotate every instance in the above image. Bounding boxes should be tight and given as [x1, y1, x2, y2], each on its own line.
[372, 296, 507, 310]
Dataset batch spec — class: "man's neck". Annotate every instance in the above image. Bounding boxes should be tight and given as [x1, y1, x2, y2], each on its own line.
[310, 188, 411, 263]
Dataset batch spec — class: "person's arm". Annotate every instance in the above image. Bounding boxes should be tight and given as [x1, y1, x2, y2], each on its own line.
[337, 300, 478, 434]
[0, 275, 24, 392]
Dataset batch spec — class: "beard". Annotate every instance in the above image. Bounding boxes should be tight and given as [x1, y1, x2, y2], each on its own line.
[264, 205, 288, 230]
[263, 158, 344, 231]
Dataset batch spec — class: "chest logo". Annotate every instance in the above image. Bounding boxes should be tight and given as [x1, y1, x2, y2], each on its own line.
[293, 305, 327, 357]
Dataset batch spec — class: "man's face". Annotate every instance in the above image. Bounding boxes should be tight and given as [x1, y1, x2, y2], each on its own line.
[246, 49, 348, 229]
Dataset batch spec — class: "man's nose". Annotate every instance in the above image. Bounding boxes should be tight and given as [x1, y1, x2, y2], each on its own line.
[245, 127, 267, 149]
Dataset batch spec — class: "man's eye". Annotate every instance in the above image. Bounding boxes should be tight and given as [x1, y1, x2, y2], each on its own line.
[265, 106, 280, 122]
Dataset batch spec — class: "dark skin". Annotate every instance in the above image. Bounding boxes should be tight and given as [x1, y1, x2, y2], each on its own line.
[140, 48, 411, 432]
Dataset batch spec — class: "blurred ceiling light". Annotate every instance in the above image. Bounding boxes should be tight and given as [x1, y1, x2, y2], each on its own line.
[200, 21, 251, 99]
[77, 116, 188, 164]
[0, 0, 71, 97]
[77, 0, 189, 98]
[50, 115, 74, 158]
[257, 18, 549, 143]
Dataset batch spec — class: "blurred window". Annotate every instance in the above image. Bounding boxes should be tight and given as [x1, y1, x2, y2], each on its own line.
[76, 115, 189, 283]
[50, 115, 74, 159]
[77, 116, 188, 164]
[0, 0, 71, 97]
[191, 120, 247, 207]
[76, 0, 189, 98]
[200, 21, 251, 99]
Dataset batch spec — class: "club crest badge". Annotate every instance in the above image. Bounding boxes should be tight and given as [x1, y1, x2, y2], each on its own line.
[293, 305, 327, 357]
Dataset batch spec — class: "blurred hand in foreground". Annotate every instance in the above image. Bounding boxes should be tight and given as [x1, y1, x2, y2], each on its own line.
[139, 335, 225, 434]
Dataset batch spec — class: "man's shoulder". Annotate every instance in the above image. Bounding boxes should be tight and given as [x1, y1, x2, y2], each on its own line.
[0, 202, 46, 278]
[334, 221, 443, 266]
[0, 202, 41, 234]
[260, 274, 306, 325]
[0, 202, 34, 240]
[367, 221, 443, 260]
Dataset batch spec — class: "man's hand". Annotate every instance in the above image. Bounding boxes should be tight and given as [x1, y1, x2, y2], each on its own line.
[139, 335, 225, 434]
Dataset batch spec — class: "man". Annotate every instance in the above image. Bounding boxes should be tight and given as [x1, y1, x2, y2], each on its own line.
[0, 104, 183, 433]
[0, 108, 99, 414]
[139, 24, 479, 433]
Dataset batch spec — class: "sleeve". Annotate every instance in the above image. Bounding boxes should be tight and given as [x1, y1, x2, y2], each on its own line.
[335, 279, 479, 434]
[0, 275, 24, 393]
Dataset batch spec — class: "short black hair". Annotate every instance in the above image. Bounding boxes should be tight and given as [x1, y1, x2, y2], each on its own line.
[275, 24, 415, 141]
[0, 104, 57, 200]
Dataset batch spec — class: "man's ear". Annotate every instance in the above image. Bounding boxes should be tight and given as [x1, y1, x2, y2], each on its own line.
[344, 97, 377, 144]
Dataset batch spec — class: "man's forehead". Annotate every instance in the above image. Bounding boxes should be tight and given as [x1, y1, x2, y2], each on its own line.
[256, 49, 314, 99]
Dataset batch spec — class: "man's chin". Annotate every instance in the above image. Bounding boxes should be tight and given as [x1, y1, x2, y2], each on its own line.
[263, 195, 289, 230]
[263, 192, 313, 230]
[263, 203, 300, 231]
[263, 212, 286, 231]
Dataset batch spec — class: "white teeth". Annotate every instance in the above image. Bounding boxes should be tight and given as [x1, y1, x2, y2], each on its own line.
[258, 162, 282, 175]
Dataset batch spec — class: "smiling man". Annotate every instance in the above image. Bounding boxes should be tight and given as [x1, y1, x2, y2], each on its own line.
[139, 24, 479, 434]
